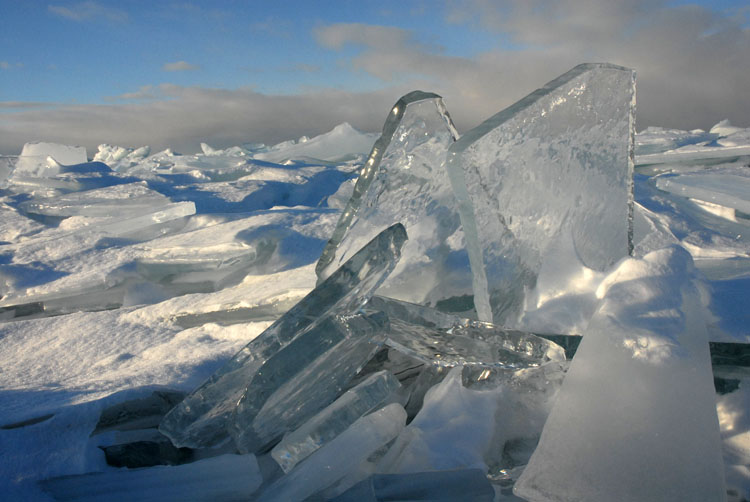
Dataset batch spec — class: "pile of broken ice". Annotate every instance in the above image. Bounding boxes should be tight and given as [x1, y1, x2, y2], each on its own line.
[33, 63, 734, 501]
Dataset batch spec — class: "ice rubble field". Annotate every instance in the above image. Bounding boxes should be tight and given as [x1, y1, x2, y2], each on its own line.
[0, 67, 749, 501]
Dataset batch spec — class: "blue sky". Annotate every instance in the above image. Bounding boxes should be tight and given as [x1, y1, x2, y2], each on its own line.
[1, 0, 749, 154]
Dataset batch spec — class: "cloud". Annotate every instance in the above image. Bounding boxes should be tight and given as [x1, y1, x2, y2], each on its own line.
[162, 61, 200, 72]
[293, 63, 321, 73]
[0, 85, 401, 155]
[105, 85, 158, 101]
[48, 1, 128, 23]
[315, 3, 750, 132]
[0, 101, 54, 109]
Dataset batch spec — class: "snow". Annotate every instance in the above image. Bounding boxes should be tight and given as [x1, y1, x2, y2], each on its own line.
[0, 117, 749, 501]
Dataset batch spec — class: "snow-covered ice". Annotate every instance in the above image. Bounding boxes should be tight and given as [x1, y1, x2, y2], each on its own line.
[1, 71, 749, 501]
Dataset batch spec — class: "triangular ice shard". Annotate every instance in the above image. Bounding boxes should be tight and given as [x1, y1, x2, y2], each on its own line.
[446, 63, 635, 324]
[316, 91, 473, 314]
[514, 247, 726, 501]
[159, 223, 407, 448]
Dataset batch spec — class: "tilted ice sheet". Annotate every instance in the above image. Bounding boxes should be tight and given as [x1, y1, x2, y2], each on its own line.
[316, 92, 473, 312]
[514, 246, 726, 501]
[230, 311, 388, 453]
[271, 370, 401, 473]
[159, 223, 407, 448]
[446, 63, 635, 324]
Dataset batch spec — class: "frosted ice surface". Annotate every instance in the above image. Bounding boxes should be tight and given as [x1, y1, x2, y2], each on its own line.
[257, 403, 406, 502]
[656, 173, 750, 214]
[230, 311, 388, 453]
[330, 468, 494, 502]
[376, 366, 498, 474]
[316, 92, 474, 312]
[271, 370, 401, 473]
[159, 223, 407, 448]
[446, 63, 635, 324]
[0, 156, 14, 184]
[514, 247, 726, 501]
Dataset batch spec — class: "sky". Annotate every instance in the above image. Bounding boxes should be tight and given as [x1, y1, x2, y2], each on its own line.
[1, 0, 749, 155]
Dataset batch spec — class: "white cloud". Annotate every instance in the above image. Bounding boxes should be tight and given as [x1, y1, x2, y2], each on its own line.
[0, 101, 53, 109]
[162, 61, 200, 72]
[48, 1, 128, 23]
[315, 2, 750, 132]
[105, 85, 158, 101]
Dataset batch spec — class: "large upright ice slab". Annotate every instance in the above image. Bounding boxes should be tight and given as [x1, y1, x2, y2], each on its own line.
[514, 246, 726, 501]
[316, 92, 473, 312]
[446, 63, 635, 324]
[159, 223, 407, 448]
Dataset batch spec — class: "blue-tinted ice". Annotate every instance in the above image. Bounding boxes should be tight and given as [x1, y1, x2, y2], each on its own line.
[316, 92, 474, 314]
[446, 63, 635, 324]
[159, 223, 407, 448]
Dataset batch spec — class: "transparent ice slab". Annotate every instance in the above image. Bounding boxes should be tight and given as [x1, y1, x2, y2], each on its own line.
[316, 92, 474, 312]
[365, 295, 565, 369]
[271, 370, 401, 473]
[159, 223, 408, 448]
[18, 182, 175, 219]
[384, 316, 565, 369]
[230, 311, 388, 454]
[445, 63, 635, 324]
[256, 403, 407, 502]
[330, 468, 495, 502]
[514, 247, 726, 501]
